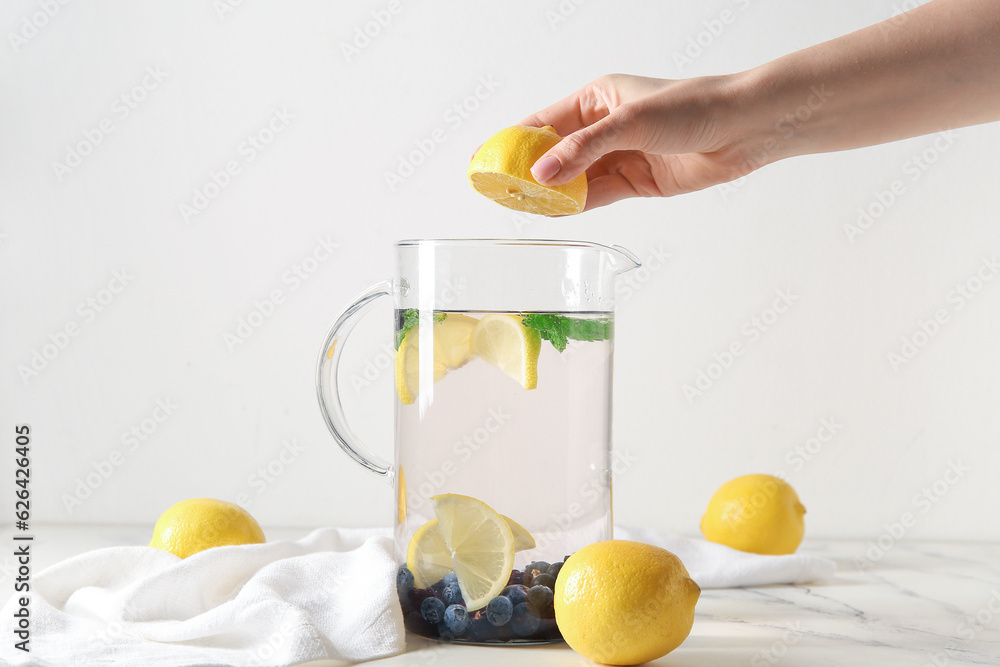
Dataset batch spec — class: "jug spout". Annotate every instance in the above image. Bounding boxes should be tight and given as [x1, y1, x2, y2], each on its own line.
[603, 244, 642, 275]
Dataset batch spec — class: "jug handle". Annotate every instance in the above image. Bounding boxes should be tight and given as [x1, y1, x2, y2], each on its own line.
[315, 281, 393, 480]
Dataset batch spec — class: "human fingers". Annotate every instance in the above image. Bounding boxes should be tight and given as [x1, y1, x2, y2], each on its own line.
[583, 173, 641, 211]
[530, 107, 652, 186]
[518, 79, 616, 136]
[581, 150, 729, 210]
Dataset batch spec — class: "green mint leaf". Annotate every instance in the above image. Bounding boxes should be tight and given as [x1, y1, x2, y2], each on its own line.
[520, 313, 612, 353]
[521, 314, 569, 352]
[395, 309, 447, 350]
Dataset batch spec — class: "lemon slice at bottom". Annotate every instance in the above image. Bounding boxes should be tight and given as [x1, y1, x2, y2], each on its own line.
[406, 504, 534, 600]
[502, 514, 536, 552]
[470, 314, 541, 390]
[407, 511, 534, 589]
[406, 517, 454, 589]
[406, 494, 516, 611]
[431, 494, 514, 610]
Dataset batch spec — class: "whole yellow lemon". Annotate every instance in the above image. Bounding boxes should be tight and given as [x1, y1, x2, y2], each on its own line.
[701, 474, 806, 555]
[149, 498, 265, 558]
[554, 540, 700, 665]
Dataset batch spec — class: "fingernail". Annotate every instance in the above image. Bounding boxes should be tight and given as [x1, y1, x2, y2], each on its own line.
[531, 155, 561, 183]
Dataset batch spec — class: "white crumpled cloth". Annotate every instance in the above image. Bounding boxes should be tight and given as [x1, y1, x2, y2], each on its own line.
[615, 526, 836, 589]
[0, 525, 835, 666]
[0, 528, 402, 666]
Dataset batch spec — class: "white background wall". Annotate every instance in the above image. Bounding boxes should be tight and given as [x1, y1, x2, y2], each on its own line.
[3, 0, 999, 542]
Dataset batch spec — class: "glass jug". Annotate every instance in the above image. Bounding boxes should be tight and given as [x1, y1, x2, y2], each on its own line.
[316, 239, 640, 644]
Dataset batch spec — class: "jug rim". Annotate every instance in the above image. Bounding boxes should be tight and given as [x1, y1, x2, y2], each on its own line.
[397, 238, 611, 249]
[395, 239, 641, 273]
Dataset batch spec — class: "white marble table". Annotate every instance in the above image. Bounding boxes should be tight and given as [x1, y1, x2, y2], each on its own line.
[10, 526, 1000, 666]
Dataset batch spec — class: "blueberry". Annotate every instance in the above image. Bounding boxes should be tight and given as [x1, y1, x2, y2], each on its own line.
[408, 587, 434, 610]
[396, 566, 415, 597]
[443, 604, 469, 635]
[547, 562, 563, 579]
[502, 584, 529, 607]
[468, 615, 497, 641]
[522, 570, 534, 587]
[493, 622, 514, 641]
[486, 595, 513, 626]
[510, 602, 541, 637]
[420, 596, 446, 624]
[527, 584, 555, 618]
[531, 573, 556, 589]
[442, 582, 464, 605]
[443, 571, 459, 586]
[527, 560, 550, 574]
[537, 617, 560, 639]
[526, 585, 554, 610]
[437, 621, 456, 640]
[404, 610, 437, 637]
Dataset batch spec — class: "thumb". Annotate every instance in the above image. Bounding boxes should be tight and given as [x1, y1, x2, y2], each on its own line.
[530, 112, 633, 186]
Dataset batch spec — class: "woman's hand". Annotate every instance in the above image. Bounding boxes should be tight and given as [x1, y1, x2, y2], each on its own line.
[519, 74, 763, 210]
[518, 0, 1000, 212]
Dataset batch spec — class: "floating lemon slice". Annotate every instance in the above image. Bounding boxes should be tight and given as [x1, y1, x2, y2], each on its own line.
[470, 314, 541, 390]
[468, 125, 587, 216]
[395, 314, 478, 405]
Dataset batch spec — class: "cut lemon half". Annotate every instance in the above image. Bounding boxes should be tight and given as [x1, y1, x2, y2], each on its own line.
[468, 125, 587, 216]
[430, 494, 514, 610]
[470, 314, 541, 390]
[395, 313, 478, 405]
